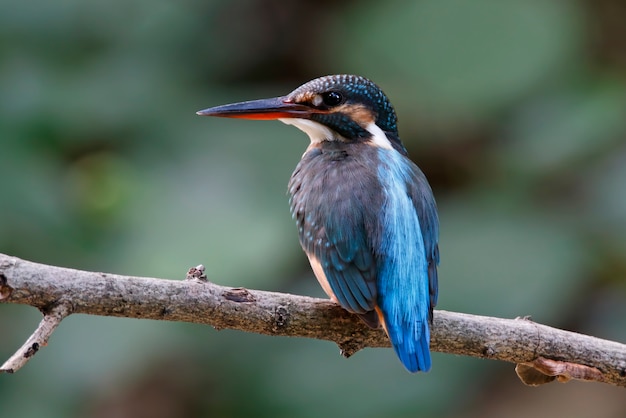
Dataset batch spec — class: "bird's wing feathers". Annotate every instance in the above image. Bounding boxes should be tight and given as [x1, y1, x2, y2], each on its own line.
[291, 151, 380, 316]
[309, 208, 378, 314]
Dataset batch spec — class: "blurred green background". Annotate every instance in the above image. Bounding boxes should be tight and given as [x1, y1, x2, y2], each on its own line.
[1, 0, 626, 417]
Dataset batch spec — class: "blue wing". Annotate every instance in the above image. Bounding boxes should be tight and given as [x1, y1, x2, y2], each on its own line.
[409, 163, 440, 317]
[314, 209, 378, 314]
[289, 148, 380, 319]
[375, 148, 439, 372]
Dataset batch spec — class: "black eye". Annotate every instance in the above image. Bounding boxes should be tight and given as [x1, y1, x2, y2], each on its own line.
[322, 91, 343, 107]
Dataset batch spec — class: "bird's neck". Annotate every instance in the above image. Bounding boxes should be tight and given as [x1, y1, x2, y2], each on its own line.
[279, 117, 397, 154]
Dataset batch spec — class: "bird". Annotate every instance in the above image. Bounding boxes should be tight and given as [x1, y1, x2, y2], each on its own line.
[196, 74, 439, 373]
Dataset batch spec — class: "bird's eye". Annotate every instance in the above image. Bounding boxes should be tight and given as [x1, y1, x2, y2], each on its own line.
[321, 91, 343, 107]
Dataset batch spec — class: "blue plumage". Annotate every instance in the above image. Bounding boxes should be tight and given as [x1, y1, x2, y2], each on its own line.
[289, 137, 438, 373]
[197, 74, 439, 373]
[375, 148, 433, 372]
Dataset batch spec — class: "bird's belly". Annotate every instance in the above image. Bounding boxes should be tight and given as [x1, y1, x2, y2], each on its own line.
[306, 253, 338, 303]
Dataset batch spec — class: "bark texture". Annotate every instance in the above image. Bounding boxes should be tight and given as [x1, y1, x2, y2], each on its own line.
[1, 253, 625, 387]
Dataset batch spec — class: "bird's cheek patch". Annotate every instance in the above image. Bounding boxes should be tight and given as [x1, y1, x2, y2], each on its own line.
[337, 104, 376, 127]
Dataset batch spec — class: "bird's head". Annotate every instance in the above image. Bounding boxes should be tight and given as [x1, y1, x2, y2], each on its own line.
[197, 75, 405, 153]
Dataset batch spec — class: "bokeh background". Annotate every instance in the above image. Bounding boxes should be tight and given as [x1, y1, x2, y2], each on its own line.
[2, 0, 626, 417]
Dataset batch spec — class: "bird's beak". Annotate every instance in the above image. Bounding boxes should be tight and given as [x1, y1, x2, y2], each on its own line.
[196, 96, 314, 120]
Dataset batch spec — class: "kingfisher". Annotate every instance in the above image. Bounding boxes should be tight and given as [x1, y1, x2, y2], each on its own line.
[197, 75, 439, 372]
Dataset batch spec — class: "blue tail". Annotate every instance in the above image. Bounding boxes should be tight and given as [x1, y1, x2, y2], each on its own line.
[385, 315, 431, 373]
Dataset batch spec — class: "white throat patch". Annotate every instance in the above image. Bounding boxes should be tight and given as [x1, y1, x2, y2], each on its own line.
[279, 118, 393, 150]
[278, 118, 337, 144]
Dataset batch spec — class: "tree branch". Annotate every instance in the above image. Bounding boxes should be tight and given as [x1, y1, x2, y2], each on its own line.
[1, 253, 625, 387]
[1, 301, 70, 373]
